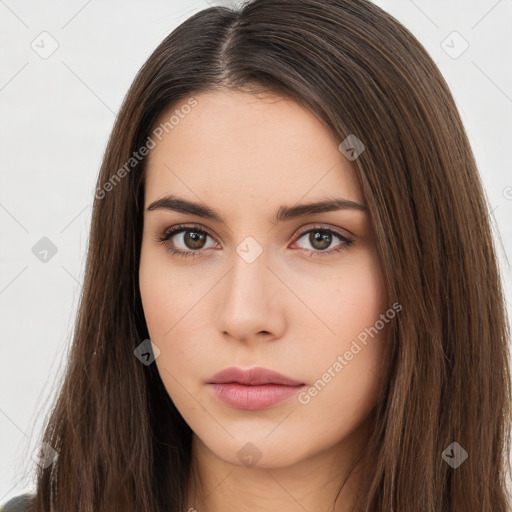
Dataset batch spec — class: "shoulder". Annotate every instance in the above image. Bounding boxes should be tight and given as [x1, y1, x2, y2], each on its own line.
[1, 493, 33, 512]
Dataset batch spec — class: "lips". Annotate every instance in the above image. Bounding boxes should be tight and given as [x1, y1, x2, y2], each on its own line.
[207, 366, 304, 387]
[207, 367, 305, 411]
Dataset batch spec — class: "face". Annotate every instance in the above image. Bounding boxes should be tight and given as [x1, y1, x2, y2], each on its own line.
[139, 89, 391, 469]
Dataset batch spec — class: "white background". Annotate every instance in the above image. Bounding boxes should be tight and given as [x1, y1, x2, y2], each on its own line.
[1, 0, 511, 503]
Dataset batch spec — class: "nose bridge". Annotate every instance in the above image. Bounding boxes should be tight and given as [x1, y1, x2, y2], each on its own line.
[217, 239, 281, 340]
[226, 240, 271, 308]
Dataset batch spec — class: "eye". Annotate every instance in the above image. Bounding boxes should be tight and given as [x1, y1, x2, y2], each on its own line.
[155, 224, 218, 258]
[155, 224, 354, 259]
[291, 225, 354, 258]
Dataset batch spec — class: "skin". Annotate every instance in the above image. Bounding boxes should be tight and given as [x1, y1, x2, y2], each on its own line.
[139, 90, 391, 512]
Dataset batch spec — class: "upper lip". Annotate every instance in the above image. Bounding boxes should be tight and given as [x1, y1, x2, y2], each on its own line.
[207, 366, 304, 386]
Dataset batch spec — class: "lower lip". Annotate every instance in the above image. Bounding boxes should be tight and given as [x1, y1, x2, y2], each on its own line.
[208, 383, 304, 410]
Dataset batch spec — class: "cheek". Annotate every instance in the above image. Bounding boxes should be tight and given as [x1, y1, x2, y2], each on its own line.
[139, 245, 206, 390]
[307, 248, 388, 346]
[139, 259, 201, 419]
[295, 249, 389, 408]
[139, 240, 194, 339]
[336, 256, 387, 337]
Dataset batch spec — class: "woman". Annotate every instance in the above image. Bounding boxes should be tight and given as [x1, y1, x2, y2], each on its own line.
[3, 0, 511, 510]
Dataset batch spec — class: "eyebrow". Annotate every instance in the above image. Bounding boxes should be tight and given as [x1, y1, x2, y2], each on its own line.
[146, 194, 366, 223]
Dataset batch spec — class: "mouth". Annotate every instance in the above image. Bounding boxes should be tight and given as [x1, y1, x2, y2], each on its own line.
[206, 366, 305, 410]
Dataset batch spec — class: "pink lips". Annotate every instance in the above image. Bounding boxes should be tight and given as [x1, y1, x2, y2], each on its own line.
[207, 366, 305, 410]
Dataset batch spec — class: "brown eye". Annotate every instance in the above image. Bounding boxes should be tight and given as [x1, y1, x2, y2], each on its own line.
[156, 225, 218, 258]
[308, 231, 333, 251]
[292, 226, 354, 258]
[181, 230, 207, 250]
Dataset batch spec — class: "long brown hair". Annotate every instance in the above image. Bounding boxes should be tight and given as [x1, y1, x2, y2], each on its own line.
[24, 0, 512, 510]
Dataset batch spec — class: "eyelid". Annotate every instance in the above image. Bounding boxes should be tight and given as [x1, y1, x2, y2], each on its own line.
[290, 223, 354, 242]
[155, 223, 218, 245]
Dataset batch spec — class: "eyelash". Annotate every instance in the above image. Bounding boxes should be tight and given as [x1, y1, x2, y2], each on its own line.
[155, 223, 354, 259]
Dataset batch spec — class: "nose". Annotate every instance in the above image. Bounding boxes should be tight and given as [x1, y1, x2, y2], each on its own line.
[216, 248, 286, 345]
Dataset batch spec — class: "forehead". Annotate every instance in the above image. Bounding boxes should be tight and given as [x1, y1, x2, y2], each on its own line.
[144, 90, 363, 210]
